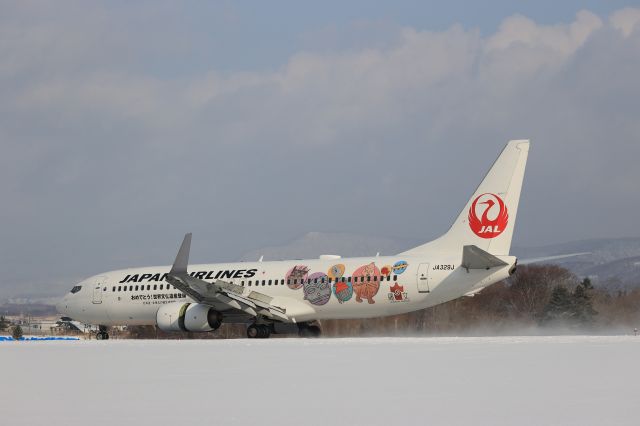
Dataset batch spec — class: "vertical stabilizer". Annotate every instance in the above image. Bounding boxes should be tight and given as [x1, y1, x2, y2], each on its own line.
[400, 140, 529, 256]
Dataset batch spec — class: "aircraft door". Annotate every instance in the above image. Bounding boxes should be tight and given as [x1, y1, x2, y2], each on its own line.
[417, 263, 430, 293]
[92, 276, 106, 304]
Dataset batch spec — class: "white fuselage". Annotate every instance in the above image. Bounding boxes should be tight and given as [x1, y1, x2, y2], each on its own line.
[58, 253, 516, 326]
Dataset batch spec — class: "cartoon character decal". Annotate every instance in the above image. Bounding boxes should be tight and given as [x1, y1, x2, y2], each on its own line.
[381, 265, 392, 276]
[285, 265, 309, 290]
[352, 262, 381, 304]
[285, 261, 409, 307]
[328, 264, 345, 280]
[333, 280, 353, 303]
[303, 272, 331, 305]
[388, 283, 409, 303]
[392, 260, 408, 275]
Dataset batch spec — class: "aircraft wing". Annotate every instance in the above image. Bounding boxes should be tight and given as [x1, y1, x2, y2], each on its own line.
[165, 234, 289, 322]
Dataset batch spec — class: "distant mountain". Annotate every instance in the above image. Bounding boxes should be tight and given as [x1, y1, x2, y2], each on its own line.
[513, 238, 640, 289]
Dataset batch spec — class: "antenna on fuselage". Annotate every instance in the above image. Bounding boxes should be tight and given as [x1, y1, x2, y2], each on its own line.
[258, 255, 264, 262]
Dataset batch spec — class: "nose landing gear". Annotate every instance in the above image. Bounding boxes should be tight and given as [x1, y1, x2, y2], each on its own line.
[96, 325, 109, 340]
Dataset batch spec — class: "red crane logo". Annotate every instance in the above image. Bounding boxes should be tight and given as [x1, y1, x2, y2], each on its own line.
[468, 193, 509, 239]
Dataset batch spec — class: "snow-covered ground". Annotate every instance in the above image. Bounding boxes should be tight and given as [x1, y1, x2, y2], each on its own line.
[2, 336, 640, 425]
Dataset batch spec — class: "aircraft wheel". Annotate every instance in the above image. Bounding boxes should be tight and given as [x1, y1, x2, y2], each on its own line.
[96, 331, 109, 340]
[307, 325, 321, 337]
[247, 324, 271, 339]
[298, 324, 321, 338]
[247, 325, 260, 339]
[258, 325, 271, 339]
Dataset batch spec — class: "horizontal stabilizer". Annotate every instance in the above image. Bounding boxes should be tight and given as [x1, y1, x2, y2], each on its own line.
[461, 245, 508, 270]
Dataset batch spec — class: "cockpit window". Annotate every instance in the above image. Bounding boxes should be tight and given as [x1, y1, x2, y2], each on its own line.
[70, 285, 82, 294]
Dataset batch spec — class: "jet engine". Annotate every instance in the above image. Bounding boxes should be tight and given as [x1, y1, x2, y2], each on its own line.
[156, 302, 223, 332]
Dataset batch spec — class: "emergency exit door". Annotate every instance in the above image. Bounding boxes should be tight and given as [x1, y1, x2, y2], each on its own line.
[417, 263, 430, 293]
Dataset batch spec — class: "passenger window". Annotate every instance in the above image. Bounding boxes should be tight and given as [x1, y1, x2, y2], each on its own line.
[393, 275, 397, 281]
[153, 284, 157, 290]
[268, 280, 272, 285]
[112, 287, 115, 292]
[147, 285, 150, 290]
[70, 285, 82, 294]
[347, 277, 351, 283]
[118, 286, 121, 292]
[135, 285, 139, 291]
[160, 285, 164, 290]
[281, 279, 284, 285]
[262, 280, 265, 286]
[294, 279, 298, 285]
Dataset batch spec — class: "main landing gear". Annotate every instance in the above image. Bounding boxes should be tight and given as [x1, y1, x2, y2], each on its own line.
[297, 323, 321, 338]
[246, 324, 271, 339]
[245, 322, 322, 338]
[96, 325, 109, 340]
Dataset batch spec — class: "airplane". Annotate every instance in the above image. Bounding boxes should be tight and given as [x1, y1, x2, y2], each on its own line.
[57, 139, 560, 339]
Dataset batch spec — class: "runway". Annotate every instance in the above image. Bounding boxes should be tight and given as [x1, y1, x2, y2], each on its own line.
[2, 336, 639, 425]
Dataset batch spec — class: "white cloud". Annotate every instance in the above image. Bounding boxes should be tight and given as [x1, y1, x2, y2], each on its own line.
[610, 7, 640, 37]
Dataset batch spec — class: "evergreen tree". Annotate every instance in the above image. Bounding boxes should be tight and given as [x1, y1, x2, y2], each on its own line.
[581, 277, 594, 290]
[0, 315, 10, 331]
[539, 279, 598, 329]
[572, 278, 597, 327]
[12, 325, 23, 340]
[540, 285, 574, 325]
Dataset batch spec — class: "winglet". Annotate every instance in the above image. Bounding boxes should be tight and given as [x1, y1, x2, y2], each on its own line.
[170, 233, 192, 274]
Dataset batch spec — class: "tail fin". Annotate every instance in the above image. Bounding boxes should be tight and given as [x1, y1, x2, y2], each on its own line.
[400, 140, 529, 256]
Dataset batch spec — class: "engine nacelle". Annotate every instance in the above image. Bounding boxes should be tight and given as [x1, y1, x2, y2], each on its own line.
[156, 302, 223, 332]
